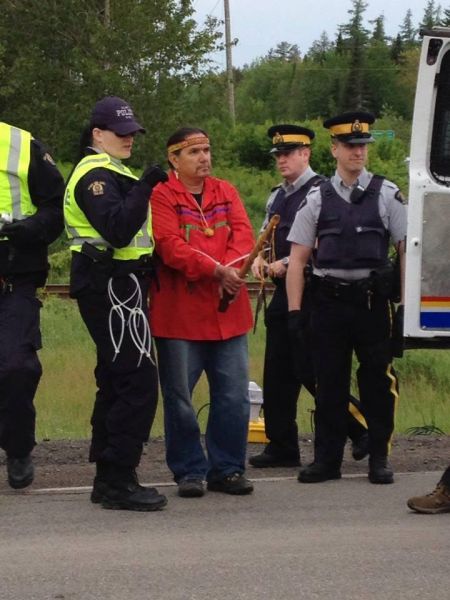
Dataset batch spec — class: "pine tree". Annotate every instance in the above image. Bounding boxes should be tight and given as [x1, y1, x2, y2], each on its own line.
[420, 0, 442, 28]
[400, 9, 417, 47]
[341, 0, 370, 110]
[442, 7, 450, 26]
[370, 15, 386, 44]
[390, 34, 404, 63]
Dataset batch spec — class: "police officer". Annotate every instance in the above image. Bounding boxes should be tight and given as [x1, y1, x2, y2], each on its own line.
[248, 124, 368, 468]
[0, 121, 64, 489]
[64, 96, 168, 511]
[286, 111, 407, 484]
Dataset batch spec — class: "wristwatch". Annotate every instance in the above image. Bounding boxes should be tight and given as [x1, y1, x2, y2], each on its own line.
[281, 256, 289, 266]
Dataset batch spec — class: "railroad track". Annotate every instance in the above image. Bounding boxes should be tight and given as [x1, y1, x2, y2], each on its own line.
[43, 282, 275, 299]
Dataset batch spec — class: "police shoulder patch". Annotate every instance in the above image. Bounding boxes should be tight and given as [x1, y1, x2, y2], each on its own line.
[394, 189, 406, 204]
[88, 181, 106, 196]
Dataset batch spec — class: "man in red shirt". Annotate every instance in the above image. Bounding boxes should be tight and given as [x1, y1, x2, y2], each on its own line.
[149, 127, 255, 498]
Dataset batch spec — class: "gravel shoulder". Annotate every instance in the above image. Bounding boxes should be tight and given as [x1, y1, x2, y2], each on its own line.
[1, 435, 449, 491]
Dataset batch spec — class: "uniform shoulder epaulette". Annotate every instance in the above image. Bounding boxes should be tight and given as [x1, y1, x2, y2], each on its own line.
[380, 178, 406, 203]
[380, 178, 397, 190]
[307, 185, 322, 197]
[309, 174, 325, 187]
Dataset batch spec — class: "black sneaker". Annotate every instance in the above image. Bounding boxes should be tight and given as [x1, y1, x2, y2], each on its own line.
[101, 480, 167, 511]
[298, 462, 342, 483]
[351, 432, 369, 461]
[207, 473, 254, 495]
[249, 451, 300, 468]
[7, 455, 34, 489]
[368, 456, 394, 484]
[178, 478, 205, 498]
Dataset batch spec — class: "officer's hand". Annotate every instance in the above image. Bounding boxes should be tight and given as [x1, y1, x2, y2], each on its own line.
[392, 304, 404, 358]
[140, 164, 168, 187]
[287, 310, 308, 339]
[268, 259, 287, 279]
[1, 220, 40, 245]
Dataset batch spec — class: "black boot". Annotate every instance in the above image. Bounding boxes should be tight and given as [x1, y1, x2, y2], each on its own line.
[91, 461, 111, 504]
[101, 465, 167, 511]
[368, 456, 394, 484]
[351, 432, 369, 461]
[249, 449, 300, 468]
[298, 462, 341, 483]
[7, 454, 34, 489]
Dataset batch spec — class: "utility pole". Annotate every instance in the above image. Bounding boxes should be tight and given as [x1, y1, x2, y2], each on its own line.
[224, 0, 236, 126]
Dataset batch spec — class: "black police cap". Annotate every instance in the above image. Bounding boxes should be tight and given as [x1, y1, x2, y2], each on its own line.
[267, 124, 315, 154]
[323, 111, 375, 144]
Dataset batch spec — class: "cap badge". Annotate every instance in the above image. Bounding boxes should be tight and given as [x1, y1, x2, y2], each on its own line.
[352, 120, 362, 133]
[273, 132, 284, 144]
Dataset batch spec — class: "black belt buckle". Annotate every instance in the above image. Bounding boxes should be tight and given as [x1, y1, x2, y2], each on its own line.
[321, 276, 351, 299]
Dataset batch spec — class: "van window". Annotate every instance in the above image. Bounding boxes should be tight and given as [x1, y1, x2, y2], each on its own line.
[431, 49, 450, 180]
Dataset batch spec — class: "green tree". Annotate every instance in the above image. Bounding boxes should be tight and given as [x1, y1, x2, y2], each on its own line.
[267, 42, 301, 62]
[390, 34, 404, 63]
[420, 0, 442, 28]
[440, 7, 450, 25]
[340, 0, 370, 110]
[370, 15, 387, 43]
[399, 9, 417, 47]
[0, 0, 220, 164]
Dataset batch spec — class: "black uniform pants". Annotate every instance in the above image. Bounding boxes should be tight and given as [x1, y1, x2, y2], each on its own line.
[311, 288, 397, 467]
[441, 466, 450, 487]
[262, 285, 367, 458]
[0, 281, 42, 458]
[77, 276, 158, 468]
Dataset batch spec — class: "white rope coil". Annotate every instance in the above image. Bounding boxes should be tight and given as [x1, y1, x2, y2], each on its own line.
[107, 274, 155, 366]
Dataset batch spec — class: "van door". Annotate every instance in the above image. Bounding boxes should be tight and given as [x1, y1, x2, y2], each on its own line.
[405, 27, 450, 347]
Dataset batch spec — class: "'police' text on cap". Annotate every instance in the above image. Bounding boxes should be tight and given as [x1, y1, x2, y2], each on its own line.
[90, 96, 145, 136]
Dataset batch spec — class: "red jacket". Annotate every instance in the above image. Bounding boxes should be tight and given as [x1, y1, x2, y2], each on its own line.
[149, 171, 254, 340]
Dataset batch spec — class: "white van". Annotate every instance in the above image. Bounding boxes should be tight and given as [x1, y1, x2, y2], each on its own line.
[405, 27, 450, 348]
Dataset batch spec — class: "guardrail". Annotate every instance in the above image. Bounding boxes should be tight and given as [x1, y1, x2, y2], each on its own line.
[43, 282, 275, 300]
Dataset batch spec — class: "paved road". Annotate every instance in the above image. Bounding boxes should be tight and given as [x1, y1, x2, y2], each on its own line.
[1, 472, 448, 600]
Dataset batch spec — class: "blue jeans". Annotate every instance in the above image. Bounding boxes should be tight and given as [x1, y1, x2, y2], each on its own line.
[156, 335, 250, 483]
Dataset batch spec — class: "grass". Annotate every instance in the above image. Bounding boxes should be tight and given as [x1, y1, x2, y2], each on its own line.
[35, 296, 450, 441]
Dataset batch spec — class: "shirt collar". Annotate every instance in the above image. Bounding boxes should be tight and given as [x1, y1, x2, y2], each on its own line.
[335, 167, 371, 190]
[282, 166, 316, 194]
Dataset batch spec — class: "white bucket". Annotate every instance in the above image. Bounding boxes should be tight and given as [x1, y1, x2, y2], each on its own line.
[248, 381, 263, 421]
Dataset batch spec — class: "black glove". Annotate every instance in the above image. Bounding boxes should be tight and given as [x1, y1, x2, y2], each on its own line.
[140, 164, 168, 187]
[287, 310, 308, 339]
[287, 310, 311, 379]
[1, 220, 41, 245]
[391, 304, 404, 358]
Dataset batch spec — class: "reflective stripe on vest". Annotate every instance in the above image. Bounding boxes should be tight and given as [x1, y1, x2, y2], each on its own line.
[64, 153, 154, 261]
[0, 122, 36, 220]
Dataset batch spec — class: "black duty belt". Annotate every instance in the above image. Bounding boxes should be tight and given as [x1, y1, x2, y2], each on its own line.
[312, 274, 377, 308]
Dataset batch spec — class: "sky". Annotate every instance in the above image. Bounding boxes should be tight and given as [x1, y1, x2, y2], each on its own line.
[192, 0, 434, 68]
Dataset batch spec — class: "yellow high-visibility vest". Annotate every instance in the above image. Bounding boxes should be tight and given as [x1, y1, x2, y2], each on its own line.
[0, 122, 36, 220]
[64, 153, 153, 261]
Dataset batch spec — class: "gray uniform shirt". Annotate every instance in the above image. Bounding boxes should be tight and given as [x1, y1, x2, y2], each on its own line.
[260, 166, 317, 232]
[287, 168, 407, 280]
